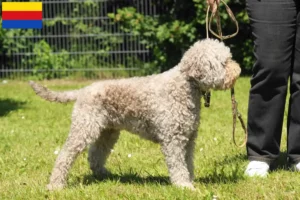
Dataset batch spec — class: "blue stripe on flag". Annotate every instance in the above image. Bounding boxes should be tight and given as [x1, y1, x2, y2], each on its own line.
[2, 20, 42, 29]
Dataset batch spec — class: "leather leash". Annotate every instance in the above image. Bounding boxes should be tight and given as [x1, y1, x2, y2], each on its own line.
[205, 0, 247, 148]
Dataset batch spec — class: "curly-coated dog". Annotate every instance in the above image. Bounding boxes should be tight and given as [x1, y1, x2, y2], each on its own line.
[29, 39, 241, 191]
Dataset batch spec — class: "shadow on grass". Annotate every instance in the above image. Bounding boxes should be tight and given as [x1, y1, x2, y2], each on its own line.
[271, 151, 289, 171]
[0, 98, 26, 117]
[71, 153, 293, 188]
[82, 172, 170, 186]
[196, 153, 247, 184]
[80, 154, 247, 187]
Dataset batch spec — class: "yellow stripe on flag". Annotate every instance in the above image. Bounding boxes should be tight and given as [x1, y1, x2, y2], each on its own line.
[2, 2, 42, 11]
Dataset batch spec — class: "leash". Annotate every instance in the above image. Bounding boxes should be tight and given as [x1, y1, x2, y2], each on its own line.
[205, 0, 247, 148]
[230, 88, 247, 147]
[206, 0, 239, 40]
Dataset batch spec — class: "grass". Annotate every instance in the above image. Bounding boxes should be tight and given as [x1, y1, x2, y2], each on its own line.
[0, 77, 299, 200]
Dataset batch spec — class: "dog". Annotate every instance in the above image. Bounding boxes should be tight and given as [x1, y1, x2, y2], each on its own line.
[29, 39, 241, 190]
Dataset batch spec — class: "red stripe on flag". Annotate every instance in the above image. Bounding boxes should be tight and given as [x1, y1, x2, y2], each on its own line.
[2, 11, 42, 20]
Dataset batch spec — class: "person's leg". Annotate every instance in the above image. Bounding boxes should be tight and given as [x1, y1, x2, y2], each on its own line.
[287, 4, 300, 166]
[246, 0, 298, 168]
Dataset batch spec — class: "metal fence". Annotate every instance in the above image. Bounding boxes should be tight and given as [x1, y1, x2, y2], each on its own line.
[0, 0, 160, 80]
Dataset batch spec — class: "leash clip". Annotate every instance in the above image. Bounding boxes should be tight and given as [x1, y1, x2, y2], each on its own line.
[203, 91, 211, 107]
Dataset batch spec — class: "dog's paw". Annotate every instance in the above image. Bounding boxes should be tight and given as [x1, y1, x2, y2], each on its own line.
[92, 167, 111, 179]
[46, 183, 64, 191]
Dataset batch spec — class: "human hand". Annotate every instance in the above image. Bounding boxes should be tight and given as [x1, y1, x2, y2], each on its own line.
[206, 0, 220, 12]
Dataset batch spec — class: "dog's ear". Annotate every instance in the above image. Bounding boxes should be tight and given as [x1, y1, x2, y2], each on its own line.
[179, 41, 206, 81]
[180, 49, 226, 89]
[180, 57, 206, 81]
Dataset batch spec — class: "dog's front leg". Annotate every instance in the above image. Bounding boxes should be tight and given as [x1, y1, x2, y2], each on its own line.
[161, 136, 195, 190]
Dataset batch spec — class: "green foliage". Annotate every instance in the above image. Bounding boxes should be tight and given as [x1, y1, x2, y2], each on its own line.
[108, 6, 197, 71]
[28, 40, 70, 79]
[0, 2, 128, 79]
[1, 29, 34, 55]
[108, 0, 254, 73]
[0, 0, 254, 79]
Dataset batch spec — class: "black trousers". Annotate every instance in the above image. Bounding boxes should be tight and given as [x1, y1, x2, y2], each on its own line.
[246, 0, 300, 164]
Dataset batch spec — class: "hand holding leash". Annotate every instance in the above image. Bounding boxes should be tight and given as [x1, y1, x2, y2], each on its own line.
[206, 0, 220, 12]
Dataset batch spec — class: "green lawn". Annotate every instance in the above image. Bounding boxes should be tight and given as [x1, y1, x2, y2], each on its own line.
[0, 78, 299, 200]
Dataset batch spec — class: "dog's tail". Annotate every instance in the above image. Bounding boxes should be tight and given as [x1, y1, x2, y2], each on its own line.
[29, 81, 80, 103]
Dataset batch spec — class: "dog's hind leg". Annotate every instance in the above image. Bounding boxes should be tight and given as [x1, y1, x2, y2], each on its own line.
[88, 129, 120, 177]
[161, 135, 195, 190]
[47, 107, 103, 191]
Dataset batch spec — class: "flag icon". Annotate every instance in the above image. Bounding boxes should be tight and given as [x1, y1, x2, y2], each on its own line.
[2, 2, 43, 29]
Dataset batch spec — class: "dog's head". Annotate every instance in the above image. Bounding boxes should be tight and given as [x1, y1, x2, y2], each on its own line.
[179, 39, 241, 91]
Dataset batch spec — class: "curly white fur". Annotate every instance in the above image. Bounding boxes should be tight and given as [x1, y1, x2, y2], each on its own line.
[29, 38, 241, 191]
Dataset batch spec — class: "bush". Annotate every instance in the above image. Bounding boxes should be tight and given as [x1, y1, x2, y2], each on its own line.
[0, 1, 126, 79]
[108, 0, 254, 74]
[0, 0, 254, 79]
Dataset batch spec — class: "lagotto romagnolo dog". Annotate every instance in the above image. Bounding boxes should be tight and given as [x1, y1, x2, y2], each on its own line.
[29, 39, 241, 191]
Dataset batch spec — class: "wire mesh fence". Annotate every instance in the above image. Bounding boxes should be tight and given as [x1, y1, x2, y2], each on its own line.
[0, 0, 161, 80]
